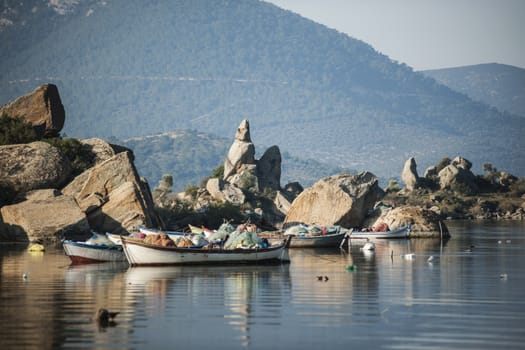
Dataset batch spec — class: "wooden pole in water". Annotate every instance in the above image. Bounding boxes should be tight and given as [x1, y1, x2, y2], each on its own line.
[438, 220, 443, 256]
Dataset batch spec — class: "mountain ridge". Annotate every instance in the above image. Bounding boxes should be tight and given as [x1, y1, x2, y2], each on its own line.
[1, 0, 524, 183]
[422, 63, 525, 118]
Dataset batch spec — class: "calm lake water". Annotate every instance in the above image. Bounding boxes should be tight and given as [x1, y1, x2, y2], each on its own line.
[1, 220, 524, 350]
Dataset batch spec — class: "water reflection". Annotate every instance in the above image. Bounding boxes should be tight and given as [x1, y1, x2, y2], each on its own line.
[1, 221, 525, 349]
[124, 264, 291, 349]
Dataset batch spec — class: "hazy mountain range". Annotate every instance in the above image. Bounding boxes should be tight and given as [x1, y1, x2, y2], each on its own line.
[1, 0, 524, 190]
[423, 63, 525, 118]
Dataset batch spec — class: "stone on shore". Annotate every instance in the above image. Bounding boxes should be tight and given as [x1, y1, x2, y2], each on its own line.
[0, 190, 90, 243]
[370, 206, 450, 238]
[284, 172, 379, 228]
[62, 151, 159, 233]
[0, 141, 72, 193]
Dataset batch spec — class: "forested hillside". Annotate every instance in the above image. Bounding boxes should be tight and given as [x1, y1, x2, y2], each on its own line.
[119, 131, 354, 192]
[1, 0, 524, 184]
[423, 63, 525, 118]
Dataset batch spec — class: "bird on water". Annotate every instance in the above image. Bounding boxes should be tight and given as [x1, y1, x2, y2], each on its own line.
[95, 308, 119, 328]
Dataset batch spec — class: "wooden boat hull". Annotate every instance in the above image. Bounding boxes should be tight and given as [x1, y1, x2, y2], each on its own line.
[63, 240, 126, 264]
[260, 231, 347, 248]
[121, 236, 291, 266]
[349, 225, 411, 239]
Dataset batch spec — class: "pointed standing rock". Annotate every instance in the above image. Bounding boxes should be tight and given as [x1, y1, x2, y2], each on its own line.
[223, 119, 256, 180]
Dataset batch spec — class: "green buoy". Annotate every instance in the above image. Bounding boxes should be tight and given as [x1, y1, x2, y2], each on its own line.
[346, 265, 357, 271]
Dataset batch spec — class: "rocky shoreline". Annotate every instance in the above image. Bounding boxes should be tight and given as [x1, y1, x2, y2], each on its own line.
[1, 85, 523, 244]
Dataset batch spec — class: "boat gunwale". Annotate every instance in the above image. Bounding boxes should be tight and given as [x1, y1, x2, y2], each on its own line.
[120, 236, 289, 254]
[349, 225, 411, 238]
[260, 231, 347, 240]
[63, 240, 123, 251]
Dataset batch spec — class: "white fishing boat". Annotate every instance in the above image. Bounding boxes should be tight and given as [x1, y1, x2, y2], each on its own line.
[63, 240, 126, 264]
[347, 225, 411, 240]
[121, 235, 292, 266]
[259, 225, 347, 248]
[106, 226, 190, 246]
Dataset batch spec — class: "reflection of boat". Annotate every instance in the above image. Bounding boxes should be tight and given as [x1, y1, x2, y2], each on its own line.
[259, 229, 347, 248]
[347, 225, 411, 240]
[121, 236, 292, 266]
[63, 240, 126, 264]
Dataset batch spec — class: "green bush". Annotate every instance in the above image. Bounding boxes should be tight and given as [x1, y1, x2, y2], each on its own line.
[0, 113, 38, 145]
[385, 178, 401, 193]
[158, 174, 174, 192]
[509, 178, 525, 197]
[203, 202, 244, 228]
[436, 157, 451, 172]
[44, 137, 95, 176]
[211, 164, 224, 178]
[184, 184, 200, 199]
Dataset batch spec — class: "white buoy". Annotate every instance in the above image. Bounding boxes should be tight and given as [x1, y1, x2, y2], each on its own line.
[362, 241, 375, 251]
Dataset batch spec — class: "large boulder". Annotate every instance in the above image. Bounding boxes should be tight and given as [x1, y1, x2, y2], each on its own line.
[62, 151, 159, 233]
[80, 138, 116, 165]
[284, 172, 379, 228]
[257, 145, 281, 191]
[274, 191, 293, 215]
[370, 206, 450, 238]
[228, 164, 259, 193]
[205, 177, 246, 205]
[451, 156, 472, 170]
[401, 157, 419, 191]
[438, 163, 479, 194]
[0, 84, 65, 137]
[223, 119, 256, 180]
[0, 190, 90, 243]
[0, 141, 72, 194]
[206, 177, 225, 202]
[86, 181, 153, 234]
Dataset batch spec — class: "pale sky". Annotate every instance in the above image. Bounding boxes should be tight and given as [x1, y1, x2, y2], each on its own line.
[265, 0, 525, 71]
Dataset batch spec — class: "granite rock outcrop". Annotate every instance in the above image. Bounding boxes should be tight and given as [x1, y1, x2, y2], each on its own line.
[0, 84, 65, 137]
